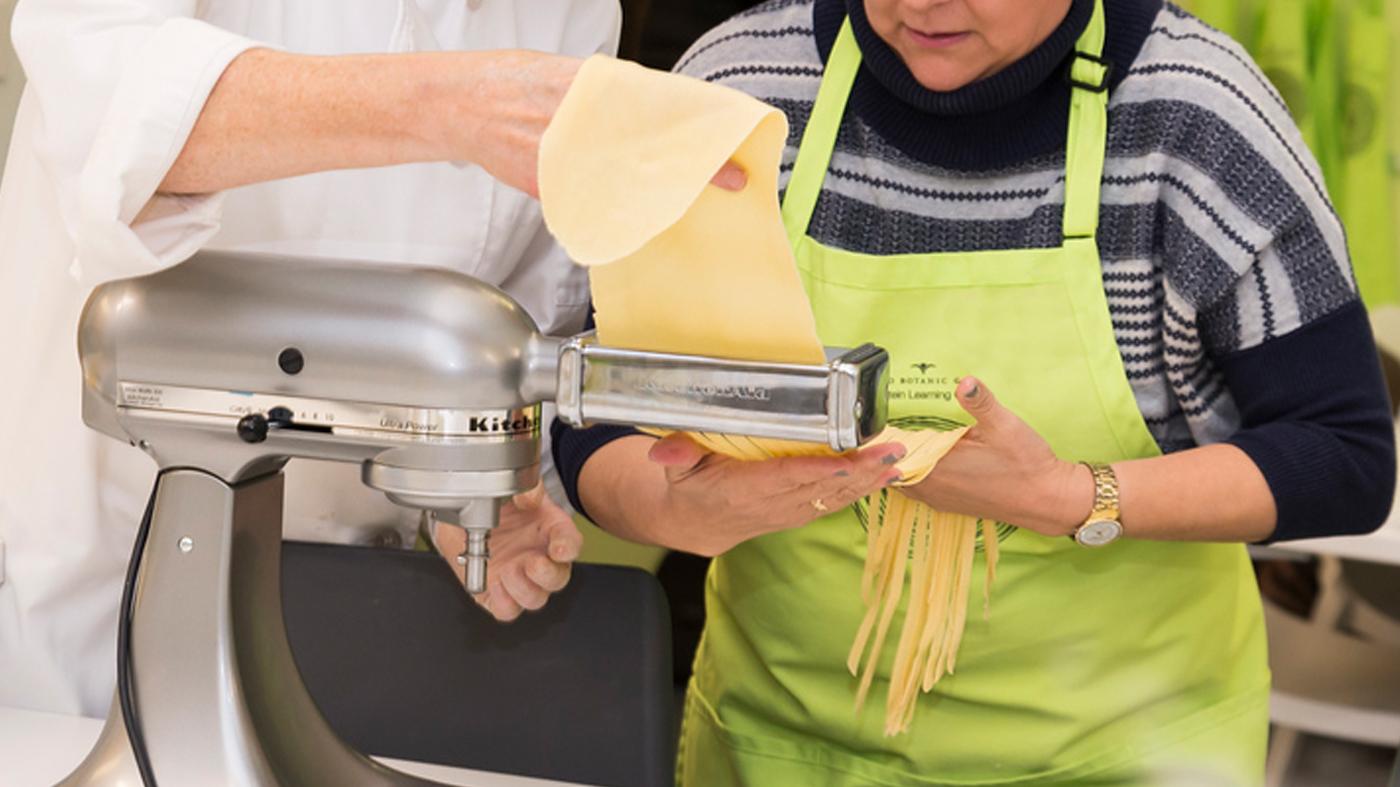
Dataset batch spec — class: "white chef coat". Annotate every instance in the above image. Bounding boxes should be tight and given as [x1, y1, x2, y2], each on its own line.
[0, 0, 619, 717]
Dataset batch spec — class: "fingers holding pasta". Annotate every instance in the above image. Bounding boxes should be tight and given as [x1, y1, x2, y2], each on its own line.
[901, 376, 1090, 537]
[794, 471, 895, 517]
[647, 434, 904, 556]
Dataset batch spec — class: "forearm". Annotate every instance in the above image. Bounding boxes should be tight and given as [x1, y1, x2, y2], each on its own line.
[161, 47, 575, 195]
[904, 378, 1280, 543]
[1111, 443, 1276, 542]
[576, 435, 693, 551]
[574, 432, 900, 556]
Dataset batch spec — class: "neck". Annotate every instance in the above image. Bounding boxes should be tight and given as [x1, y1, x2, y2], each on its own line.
[810, 0, 1162, 170]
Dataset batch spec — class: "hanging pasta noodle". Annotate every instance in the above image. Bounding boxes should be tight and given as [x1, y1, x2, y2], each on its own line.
[845, 430, 993, 735]
[538, 54, 997, 736]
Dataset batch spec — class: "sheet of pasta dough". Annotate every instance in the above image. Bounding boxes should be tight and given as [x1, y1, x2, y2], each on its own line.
[538, 55, 826, 365]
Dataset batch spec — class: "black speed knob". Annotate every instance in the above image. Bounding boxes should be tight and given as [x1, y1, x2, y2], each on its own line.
[237, 413, 270, 443]
[278, 347, 304, 375]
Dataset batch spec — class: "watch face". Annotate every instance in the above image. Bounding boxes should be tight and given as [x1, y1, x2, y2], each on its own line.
[1076, 519, 1123, 547]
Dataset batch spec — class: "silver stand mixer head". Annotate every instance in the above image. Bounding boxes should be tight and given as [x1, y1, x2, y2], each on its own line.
[62, 250, 889, 786]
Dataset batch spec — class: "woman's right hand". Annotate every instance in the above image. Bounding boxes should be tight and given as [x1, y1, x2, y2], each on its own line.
[644, 434, 905, 556]
[446, 50, 582, 197]
[449, 51, 746, 198]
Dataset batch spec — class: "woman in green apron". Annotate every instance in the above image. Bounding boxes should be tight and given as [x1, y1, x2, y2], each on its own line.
[552, 0, 1395, 783]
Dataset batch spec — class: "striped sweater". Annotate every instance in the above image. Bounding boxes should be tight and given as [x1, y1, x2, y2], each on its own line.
[553, 0, 1395, 539]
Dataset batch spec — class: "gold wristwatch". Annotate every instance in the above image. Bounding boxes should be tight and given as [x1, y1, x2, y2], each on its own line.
[1073, 462, 1123, 547]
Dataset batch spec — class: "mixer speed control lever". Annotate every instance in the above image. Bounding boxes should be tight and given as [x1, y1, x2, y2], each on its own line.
[235, 406, 320, 443]
[236, 413, 270, 443]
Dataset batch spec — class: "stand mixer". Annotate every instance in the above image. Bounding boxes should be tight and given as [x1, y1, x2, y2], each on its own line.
[60, 250, 889, 786]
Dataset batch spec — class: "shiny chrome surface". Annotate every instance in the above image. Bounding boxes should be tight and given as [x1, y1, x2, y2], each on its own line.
[555, 333, 889, 451]
[60, 470, 441, 786]
[432, 502, 502, 594]
[826, 342, 890, 452]
[118, 382, 542, 441]
[80, 252, 550, 487]
[363, 463, 538, 510]
[70, 250, 892, 785]
[80, 250, 545, 415]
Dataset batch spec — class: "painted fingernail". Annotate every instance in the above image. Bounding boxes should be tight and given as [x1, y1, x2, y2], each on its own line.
[881, 450, 905, 465]
[834, 469, 851, 477]
[966, 382, 980, 399]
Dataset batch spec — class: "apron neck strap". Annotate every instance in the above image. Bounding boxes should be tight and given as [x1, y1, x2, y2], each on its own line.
[780, 19, 861, 245]
[1061, 0, 1109, 240]
[780, 0, 1111, 245]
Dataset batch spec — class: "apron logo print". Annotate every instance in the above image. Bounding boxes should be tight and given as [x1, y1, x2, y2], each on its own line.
[893, 362, 953, 402]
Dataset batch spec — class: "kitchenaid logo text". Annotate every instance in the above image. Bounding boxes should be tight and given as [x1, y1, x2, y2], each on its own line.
[378, 412, 537, 434]
[639, 381, 772, 401]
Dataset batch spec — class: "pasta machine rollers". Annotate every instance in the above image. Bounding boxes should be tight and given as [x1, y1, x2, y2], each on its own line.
[61, 250, 889, 786]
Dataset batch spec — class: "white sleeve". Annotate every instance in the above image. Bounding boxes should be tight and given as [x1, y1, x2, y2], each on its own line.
[11, 1, 258, 286]
[552, 0, 623, 57]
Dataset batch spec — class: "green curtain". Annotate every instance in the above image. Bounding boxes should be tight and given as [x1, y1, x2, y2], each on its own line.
[1177, 0, 1400, 305]
[1179, 0, 1253, 41]
[1384, 0, 1400, 304]
[1335, 0, 1397, 304]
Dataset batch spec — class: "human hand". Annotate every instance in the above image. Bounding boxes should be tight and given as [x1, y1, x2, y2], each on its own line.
[709, 161, 748, 191]
[900, 377, 1094, 537]
[430, 484, 583, 622]
[647, 435, 905, 556]
[453, 51, 747, 197]
[448, 50, 581, 197]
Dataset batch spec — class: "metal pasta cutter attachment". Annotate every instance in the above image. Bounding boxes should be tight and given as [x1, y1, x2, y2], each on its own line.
[62, 250, 889, 786]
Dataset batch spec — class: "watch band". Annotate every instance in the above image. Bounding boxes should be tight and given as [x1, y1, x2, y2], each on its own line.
[1072, 462, 1123, 547]
[1081, 462, 1120, 522]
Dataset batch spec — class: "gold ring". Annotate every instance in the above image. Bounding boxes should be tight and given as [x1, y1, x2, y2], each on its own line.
[811, 498, 828, 512]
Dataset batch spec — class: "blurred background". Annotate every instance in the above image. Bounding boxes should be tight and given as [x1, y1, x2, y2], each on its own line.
[0, 0, 24, 178]
[1, 1, 1397, 784]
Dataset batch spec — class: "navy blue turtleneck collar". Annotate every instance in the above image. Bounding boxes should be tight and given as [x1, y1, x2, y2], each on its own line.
[811, 0, 1163, 171]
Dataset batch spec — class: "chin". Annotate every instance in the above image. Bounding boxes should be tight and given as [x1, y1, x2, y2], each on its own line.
[909, 67, 979, 92]
[895, 47, 983, 92]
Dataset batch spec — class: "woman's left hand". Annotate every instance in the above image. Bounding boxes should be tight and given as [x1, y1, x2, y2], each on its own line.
[901, 377, 1093, 537]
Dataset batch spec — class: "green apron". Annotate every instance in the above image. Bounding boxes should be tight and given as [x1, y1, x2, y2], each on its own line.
[677, 3, 1270, 784]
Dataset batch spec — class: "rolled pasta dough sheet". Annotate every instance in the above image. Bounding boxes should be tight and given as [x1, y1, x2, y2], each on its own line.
[538, 55, 825, 365]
